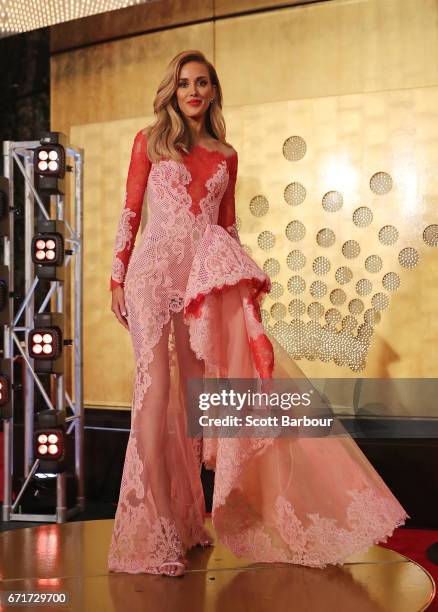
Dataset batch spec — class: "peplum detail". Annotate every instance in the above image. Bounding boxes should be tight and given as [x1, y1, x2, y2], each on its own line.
[184, 223, 271, 319]
[108, 129, 409, 575]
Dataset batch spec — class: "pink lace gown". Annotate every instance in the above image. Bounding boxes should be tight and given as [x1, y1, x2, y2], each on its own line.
[107, 128, 410, 574]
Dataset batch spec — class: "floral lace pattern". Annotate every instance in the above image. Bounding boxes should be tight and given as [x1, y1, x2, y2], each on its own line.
[184, 224, 269, 316]
[108, 130, 409, 574]
[108, 432, 187, 573]
[111, 257, 125, 285]
[110, 132, 150, 291]
[226, 222, 242, 244]
[215, 487, 408, 568]
[110, 206, 137, 284]
[115, 205, 136, 252]
[108, 131, 254, 573]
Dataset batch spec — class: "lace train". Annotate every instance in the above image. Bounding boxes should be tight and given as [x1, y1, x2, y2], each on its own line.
[108, 220, 409, 574]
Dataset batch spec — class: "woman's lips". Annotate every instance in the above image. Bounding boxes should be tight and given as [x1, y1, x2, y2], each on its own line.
[188, 100, 202, 106]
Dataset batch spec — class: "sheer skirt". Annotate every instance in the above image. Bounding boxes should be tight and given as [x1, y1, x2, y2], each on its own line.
[108, 223, 409, 574]
[108, 309, 209, 574]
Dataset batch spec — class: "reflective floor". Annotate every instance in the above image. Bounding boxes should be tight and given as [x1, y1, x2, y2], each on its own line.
[0, 518, 435, 611]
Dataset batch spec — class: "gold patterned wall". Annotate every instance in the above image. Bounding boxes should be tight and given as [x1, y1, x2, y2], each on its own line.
[53, 0, 438, 411]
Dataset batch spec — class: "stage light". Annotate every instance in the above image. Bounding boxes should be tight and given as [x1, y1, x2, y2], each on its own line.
[34, 133, 67, 195]
[34, 429, 65, 469]
[31, 219, 65, 281]
[34, 413, 66, 471]
[29, 328, 61, 359]
[35, 430, 63, 461]
[34, 145, 65, 178]
[34, 409, 66, 473]
[32, 235, 63, 265]
[28, 313, 65, 374]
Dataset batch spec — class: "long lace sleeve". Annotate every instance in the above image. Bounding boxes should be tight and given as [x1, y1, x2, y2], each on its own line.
[217, 151, 242, 245]
[109, 129, 151, 291]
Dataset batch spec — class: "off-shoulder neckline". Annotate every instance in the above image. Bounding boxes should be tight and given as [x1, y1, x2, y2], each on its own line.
[139, 129, 237, 160]
[191, 143, 237, 159]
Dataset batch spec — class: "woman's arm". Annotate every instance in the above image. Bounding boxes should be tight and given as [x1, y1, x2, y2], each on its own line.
[217, 151, 242, 245]
[109, 129, 151, 291]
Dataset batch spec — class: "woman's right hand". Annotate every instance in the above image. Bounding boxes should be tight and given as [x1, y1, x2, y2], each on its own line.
[111, 285, 129, 330]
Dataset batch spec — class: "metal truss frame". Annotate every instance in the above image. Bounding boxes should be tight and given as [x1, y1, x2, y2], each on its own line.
[1, 137, 84, 523]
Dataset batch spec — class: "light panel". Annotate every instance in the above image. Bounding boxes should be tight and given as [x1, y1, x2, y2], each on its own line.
[0, 1, 154, 38]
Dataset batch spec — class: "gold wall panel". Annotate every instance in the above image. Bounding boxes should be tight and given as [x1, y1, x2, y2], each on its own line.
[71, 119, 152, 408]
[74, 85, 438, 410]
[50, 0, 320, 53]
[51, 0, 438, 411]
[50, 0, 214, 53]
[214, 0, 438, 106]
[215, 0, 318, 17]
[230, 91, 438, 386]
[51, 21, 214, 135]
[51, 0, 438, 135]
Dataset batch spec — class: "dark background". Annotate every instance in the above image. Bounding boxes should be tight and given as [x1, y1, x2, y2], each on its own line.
[0, 29, 50, 142]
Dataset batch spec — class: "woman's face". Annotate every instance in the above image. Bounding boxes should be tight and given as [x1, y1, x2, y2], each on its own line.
[175, 61, 217, 121]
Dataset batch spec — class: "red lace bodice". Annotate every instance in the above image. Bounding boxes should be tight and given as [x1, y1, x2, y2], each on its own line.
[109, 129, 239, 291]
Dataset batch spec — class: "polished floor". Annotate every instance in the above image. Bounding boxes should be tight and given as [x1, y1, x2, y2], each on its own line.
[0, 518, 435, 612]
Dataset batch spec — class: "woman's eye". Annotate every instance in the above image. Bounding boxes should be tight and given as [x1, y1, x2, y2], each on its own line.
[178, 80, 208, 87]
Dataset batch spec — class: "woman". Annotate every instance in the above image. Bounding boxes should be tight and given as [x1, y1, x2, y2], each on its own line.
[108, 50, 409, 577]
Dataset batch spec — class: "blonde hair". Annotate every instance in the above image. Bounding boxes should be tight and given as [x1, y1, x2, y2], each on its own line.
[144, 50, 230, 163]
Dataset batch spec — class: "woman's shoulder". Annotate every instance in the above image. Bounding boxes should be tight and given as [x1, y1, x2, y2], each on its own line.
[137, 127, 153, 160]
[215, 140, 237, 158]
[224, 143, 238, 159]
[139, 126, 151, 140]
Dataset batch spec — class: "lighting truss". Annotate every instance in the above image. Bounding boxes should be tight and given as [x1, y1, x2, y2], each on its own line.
[1, 134, 84, 523]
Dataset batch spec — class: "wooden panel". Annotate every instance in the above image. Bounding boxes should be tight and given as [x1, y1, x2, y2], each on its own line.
[50, 0, 213, 53]
[215, 0, 438, 106]
[51, 21, 214, 134]
[50, 0, 325, 54]
[215, 0, 321, 17]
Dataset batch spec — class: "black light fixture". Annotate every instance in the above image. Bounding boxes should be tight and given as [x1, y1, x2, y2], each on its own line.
[0, 175, 10, 238]
[0, 264, 11, 325]
[31, 219, 65, 281]
[34, 409, 66, 473]
[34, 132, 67, 195]
[35, 431, 64, 460]
[29, 329, 62, 358]
[28, 313, 65, 374]
[35, 146, 65, 176]
[0, 359, 12, 420]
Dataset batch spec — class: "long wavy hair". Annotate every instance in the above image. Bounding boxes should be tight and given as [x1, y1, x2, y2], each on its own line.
[145, 50, 230, 163]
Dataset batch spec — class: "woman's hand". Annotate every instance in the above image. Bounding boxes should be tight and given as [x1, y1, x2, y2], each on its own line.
[111, 285, 129, 330]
